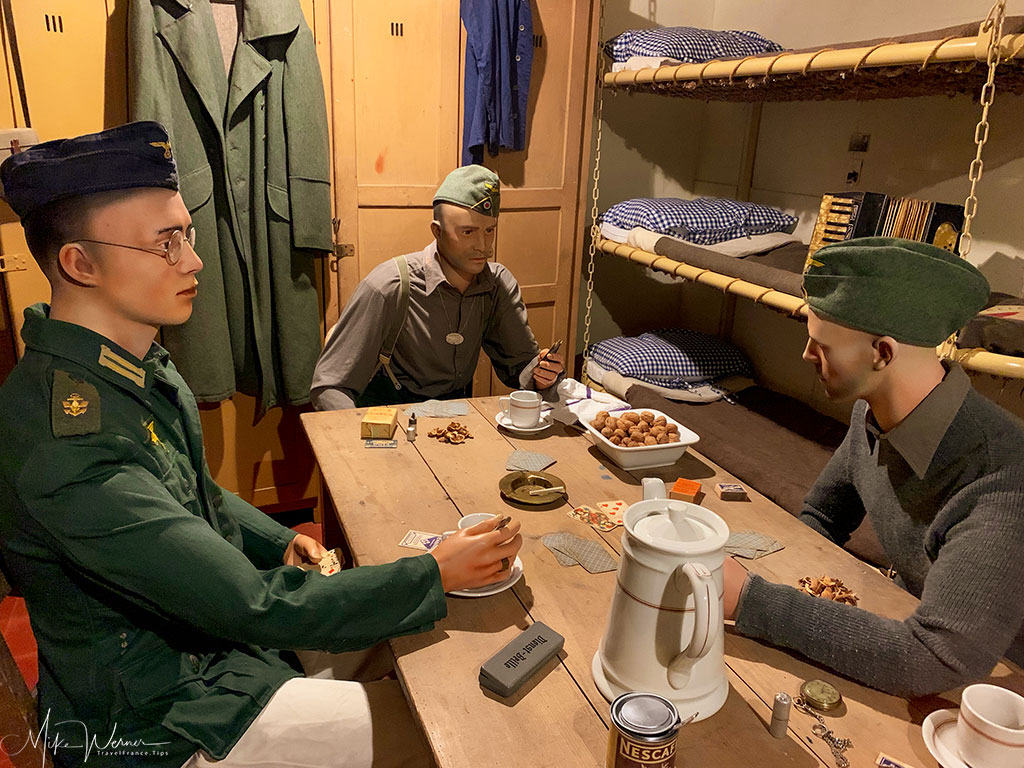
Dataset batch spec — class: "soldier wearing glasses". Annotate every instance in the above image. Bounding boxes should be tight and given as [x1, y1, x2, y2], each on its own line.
[0, 122, 521, 768]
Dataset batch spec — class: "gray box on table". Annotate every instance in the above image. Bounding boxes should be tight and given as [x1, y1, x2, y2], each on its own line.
[479, 622, 564, 697]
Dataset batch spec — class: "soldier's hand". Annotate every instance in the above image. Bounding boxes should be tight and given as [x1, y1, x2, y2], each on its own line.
[533, 349, 564, 390]
[284, 533, 329, 567]
[430, 515, 523, 592]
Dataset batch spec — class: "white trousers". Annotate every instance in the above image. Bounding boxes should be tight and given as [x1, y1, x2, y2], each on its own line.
[181, 646, 434, 768]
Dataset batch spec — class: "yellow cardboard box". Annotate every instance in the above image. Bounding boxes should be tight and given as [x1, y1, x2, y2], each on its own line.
[360, 406, 398, 439]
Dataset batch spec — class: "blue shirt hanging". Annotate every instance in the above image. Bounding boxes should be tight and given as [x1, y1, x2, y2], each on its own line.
[461, 0, 533, 166]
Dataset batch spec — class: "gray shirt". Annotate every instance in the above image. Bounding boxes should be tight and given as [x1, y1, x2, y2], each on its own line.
[735, 363, 1024, 697]
[311, 242, 551, 410]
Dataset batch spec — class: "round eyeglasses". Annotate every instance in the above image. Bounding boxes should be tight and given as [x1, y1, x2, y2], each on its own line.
[74, 225, 197, 266]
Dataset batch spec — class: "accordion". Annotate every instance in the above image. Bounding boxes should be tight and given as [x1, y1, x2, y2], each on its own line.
[809, 192, 964, 256]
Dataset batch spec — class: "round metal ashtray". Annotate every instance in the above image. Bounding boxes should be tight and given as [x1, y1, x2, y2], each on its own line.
[498, 470, 566, 505]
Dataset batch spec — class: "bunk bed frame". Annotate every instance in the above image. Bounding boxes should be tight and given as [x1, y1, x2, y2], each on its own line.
[583, 2, 1024, 382]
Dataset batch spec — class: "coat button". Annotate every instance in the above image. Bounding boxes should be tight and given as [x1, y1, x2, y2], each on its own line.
[515, 55, 521, 62]
[119, 632, 126, 640]
[519, 25, 525, 31]
[189, 654, 200, 672]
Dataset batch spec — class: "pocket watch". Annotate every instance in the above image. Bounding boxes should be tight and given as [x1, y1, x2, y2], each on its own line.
[799, 679, 842, 712]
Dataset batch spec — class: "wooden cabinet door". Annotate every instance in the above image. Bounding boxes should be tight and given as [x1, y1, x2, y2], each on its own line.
[475, 0, 599, 396]
[328, 0, 598, 398]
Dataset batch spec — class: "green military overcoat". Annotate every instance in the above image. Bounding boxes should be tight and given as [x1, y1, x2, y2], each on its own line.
[128, 0, 333, 416]
[0, 305, 446, 767]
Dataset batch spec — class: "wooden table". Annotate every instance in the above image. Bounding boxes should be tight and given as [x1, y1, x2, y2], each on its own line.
[302, 397, 1023, 768]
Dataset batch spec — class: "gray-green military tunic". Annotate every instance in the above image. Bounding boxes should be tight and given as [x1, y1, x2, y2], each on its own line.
[0, 304, 447, 767]
[310, 241, 557, 410]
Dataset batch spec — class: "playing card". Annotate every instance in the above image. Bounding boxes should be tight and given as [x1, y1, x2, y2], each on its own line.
[297, 548, 344, 576]
[567, 505, 617, 532]
[399, 530, 443, 551]
[541, 532, 617, 574]
[505, 449, 556, 472]
[596, 500, 626, 525]
[404, 400, 469, 418]
[725, 530, 784, 560]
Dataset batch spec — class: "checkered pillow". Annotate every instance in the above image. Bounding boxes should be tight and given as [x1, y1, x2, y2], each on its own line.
[599, 197, 797, 246]
[603, 27, 783, 64]
[589, 329, 751, 387]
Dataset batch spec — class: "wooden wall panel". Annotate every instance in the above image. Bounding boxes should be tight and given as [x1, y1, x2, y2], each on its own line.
[495, 209, 561, 287]
[356, 208, 434, 278]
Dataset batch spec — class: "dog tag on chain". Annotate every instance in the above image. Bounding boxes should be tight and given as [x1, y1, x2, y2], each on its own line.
[445, 332, 464, 346]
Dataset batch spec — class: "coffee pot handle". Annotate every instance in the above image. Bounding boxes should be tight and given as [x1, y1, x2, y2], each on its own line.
[669, 562, 719, 678]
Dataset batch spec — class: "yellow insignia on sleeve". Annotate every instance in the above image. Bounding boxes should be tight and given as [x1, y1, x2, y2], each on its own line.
[51, 370, 101, 437]
[803, 252, 824, 274]
[149, 141, 172, 159]
[62, 393, 89, 417]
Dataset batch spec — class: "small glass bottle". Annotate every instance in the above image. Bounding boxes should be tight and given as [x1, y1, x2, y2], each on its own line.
[406, 413, 417, 442]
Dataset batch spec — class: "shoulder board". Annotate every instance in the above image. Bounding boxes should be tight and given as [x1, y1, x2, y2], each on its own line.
[51, 370, 101, 438]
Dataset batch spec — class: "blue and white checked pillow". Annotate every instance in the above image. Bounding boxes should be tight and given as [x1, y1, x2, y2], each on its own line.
[599, 197, 797, 246]
[603, 27, 783, 64]
[589, 329, 751, 388]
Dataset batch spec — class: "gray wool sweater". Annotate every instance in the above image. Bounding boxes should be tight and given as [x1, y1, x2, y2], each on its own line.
[734, 364, 1024, 697]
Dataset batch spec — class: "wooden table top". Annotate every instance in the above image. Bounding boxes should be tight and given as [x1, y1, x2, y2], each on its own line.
[301, 396, 1023, 768]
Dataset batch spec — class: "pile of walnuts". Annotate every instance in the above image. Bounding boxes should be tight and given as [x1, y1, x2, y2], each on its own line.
[427, 421, 474, 445]
[590, 410, 682, 448]
[797, 575, 859, 606]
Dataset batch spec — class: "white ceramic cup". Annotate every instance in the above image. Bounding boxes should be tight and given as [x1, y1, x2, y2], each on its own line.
[458, 512, 496, 530]
[499, 390, 542, 428]
[957, 684, 1024, 768]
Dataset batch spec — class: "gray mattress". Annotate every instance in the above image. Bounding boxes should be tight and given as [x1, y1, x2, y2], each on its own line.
[651, 237, 807, 297]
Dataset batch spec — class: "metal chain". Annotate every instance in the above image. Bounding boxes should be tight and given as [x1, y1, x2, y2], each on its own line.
[940, 0, 1006, 360]
[960, 0, 1006, 259]
[580, 0, 607, 386]
[794, 698, 853, 768]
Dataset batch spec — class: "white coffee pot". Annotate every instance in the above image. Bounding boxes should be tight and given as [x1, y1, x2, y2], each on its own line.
[592, 478, 730, 722]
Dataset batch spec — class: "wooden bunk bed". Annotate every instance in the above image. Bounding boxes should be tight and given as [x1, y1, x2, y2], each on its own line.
[576, 3, 1024, 558]
[584, 6, 1024, 382]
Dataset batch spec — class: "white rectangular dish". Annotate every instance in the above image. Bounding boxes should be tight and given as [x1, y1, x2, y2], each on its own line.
[581, 408, 699, 470]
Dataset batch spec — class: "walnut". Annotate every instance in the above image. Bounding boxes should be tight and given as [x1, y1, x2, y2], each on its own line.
[628, 427, 644, 438]
[601, 427, 614, 437]
[644, 435, 658, 446]
[650, 425, 665, 437]
[595, 410, 610, 422]
[604, 417, 618, 429]
[666, 423, 679, 433]
[657, 434, 670, 444]
[429, 421, 473, 444]
[613, 428, 627, 438]
[591, 418, 605, 429]
[653, 415, 667, 427]
[609, 435, 622, 445]
[798, 575, 859, 606]
[622, 412, 640, 424]
[637, 421, 650, 432]
[640, 411, 655, 424]
[667, 432, 681, 443]
[615, 418, 631, 431]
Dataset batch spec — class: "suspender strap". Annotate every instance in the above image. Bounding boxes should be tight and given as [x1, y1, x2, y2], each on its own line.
[375, 255, 411, 390]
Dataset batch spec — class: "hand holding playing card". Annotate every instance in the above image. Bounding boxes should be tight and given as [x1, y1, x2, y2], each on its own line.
[430, 515, 523, 593]
[283, 533, 328, 568]
[532, 348, 564, 390]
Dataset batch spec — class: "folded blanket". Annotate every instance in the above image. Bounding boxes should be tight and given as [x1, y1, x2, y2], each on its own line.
[600, 197, 797, 246]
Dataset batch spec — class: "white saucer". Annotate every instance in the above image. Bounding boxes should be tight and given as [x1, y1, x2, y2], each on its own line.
[923, 709, 968, 768]
[448, 556, 524, 598]
[494, 411, 553, 434]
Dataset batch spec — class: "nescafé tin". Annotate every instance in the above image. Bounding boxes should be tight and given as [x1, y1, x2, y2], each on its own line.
[607, 692, 682, 768]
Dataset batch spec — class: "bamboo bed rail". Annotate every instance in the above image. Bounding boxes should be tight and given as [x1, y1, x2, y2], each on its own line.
[603, 33, 1024, 88]
[595, 237, 1024, 380]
